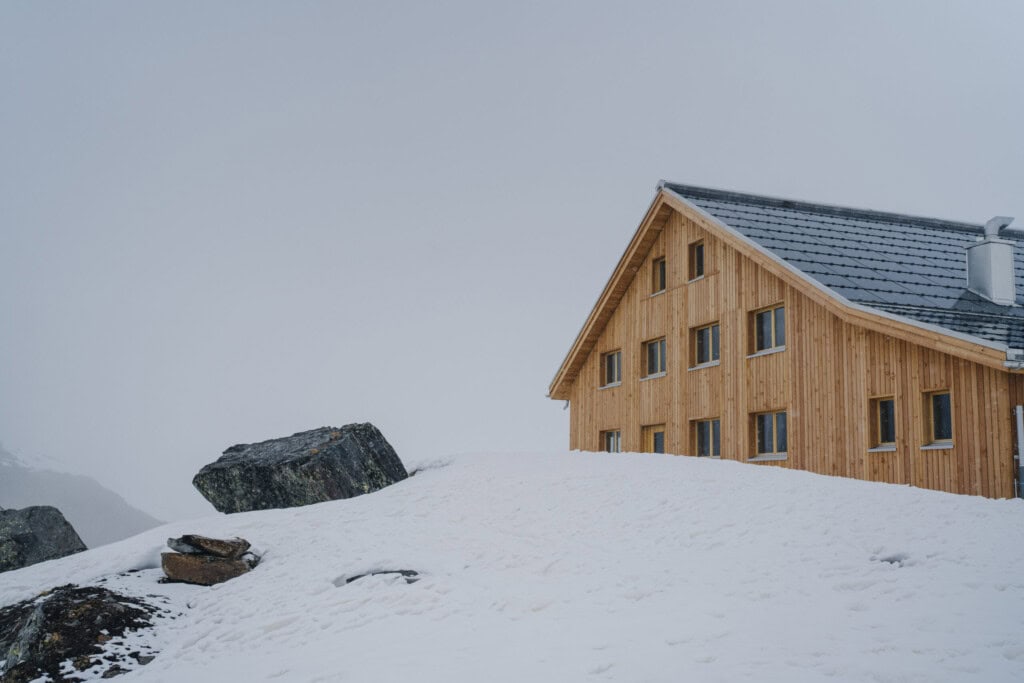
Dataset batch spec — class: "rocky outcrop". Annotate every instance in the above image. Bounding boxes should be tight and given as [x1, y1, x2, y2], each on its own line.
[192, 423, 408, 514]
[161, 535, 259, 586]
[0, 507, 87, 573]
[0, 584, 162, 681]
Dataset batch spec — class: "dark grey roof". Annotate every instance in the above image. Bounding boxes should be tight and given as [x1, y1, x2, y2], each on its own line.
[664, 183, 1024, 351]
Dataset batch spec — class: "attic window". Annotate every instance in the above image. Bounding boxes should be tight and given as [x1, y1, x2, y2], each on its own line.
[601, 350, 621, 387]
[752, 305, 785, 353]
[688, 241, 705, 280]
[652, 257, 666, 294]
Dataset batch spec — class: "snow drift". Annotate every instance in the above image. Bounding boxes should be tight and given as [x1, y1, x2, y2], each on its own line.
[2, 451, 1023, 681]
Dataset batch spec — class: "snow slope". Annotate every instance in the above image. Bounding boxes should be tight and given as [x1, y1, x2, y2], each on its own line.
[3, 451, 1024, 682]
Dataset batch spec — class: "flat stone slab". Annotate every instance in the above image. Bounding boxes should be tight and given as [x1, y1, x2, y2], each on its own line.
[192, 423, 408, 513]
[161, 553, 253, 586]
[167, 535, 250, 559]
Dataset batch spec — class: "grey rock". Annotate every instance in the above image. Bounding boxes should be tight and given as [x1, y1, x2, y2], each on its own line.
[192, 423, 408, 514]
[0, 507, 87, 573]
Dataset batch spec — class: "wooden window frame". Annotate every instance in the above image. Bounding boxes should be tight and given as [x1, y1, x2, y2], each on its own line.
[600, 350, 622, 388]
[869, 396, 896, 449]
[688, 240, 705, 281]
[642, 424, 666, 454]
[693, 418, 721, 457]
[601, 429, 622, 453]
[750, 304, 786, 354]
[751, 410, 787, 459]
[651, 256, 666, 295]
[923, 390, 953, 447]
[691, 322, 721, 367]
[643, 337, 667, 378]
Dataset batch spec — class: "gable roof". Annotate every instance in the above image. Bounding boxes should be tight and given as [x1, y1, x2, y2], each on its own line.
[549, 183, 1024, 400]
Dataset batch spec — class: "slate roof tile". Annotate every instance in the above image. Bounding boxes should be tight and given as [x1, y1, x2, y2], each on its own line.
[665, 183, 1024, 351]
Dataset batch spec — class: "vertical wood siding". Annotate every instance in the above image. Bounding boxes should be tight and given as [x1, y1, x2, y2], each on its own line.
[568, 208, 1019, 498]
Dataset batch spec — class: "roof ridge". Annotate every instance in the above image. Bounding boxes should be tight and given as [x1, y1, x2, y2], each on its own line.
[663, 182, 1024, 238]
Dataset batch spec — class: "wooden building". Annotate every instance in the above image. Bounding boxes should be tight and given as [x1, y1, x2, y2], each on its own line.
[549, 183, 1024, 498]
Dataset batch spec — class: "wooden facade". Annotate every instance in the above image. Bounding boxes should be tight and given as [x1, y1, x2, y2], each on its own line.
[551, 191, 1024, 498]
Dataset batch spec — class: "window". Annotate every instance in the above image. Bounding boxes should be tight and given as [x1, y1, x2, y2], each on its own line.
[601, 350, 622, 387]
[652, 257, 666, 294]
[870, 397, 895, 447]
[752, 305, 785, 353]
[692, 323, 720, 366]
[753, 410, 787, 457]
[642, 424, 666, 454]
[688, 241, 705, 280]
[602, 430, 622, 453]
[694, 419, 721, 457]
[925, 391, 952, 444]
[644, 337, 667, 377]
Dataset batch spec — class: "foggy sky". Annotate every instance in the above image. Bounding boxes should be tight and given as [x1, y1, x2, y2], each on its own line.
[2, 1, 1023, 520]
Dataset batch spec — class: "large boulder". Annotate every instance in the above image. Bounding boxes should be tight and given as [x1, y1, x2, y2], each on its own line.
[192, 423, 408, 514]
[0, 507, 87, 573]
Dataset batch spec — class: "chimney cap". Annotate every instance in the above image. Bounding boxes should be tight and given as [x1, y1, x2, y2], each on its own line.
[984, 216, 1014, 237]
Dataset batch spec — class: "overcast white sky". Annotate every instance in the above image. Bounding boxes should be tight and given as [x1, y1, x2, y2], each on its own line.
[2, 1, 1023, 520]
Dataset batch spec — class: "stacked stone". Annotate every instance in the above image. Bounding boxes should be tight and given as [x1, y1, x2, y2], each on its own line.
[161, 535, 258, 586]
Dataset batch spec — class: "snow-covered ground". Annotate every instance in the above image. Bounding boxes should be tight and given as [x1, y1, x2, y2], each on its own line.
[3, 451, 1024, 682]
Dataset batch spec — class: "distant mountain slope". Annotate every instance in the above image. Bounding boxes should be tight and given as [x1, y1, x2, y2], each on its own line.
[0, 445, 161, 548]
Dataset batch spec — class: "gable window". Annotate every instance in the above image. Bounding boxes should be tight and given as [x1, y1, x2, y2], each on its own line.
[602, 430, 622, 453]
[692, 323, 720, 366]
[694, 419, 721, 457]
[688, 240, 705, 281]
[652, 256, 666, 294]
[601, 350, 622, 387]
[870, 397, 895, 448]
[642, 424, 666, 454]
[752, 305, 785, 353]
[925, 391, 953, 445]
[643, 338, 667, 377]
[753, 410, 787, 458]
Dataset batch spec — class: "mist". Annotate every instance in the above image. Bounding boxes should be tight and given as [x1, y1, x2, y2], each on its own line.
[2, 1, 1022, 520]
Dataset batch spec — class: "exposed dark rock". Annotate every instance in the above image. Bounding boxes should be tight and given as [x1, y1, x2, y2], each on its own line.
[160, 552, 256, 586]
[344, 569, 420, 585]
[167, 535, 250, 559]
[192, 423, 408, 513]
[0, 507, 87, 573]
[0, 584, 161, 682]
